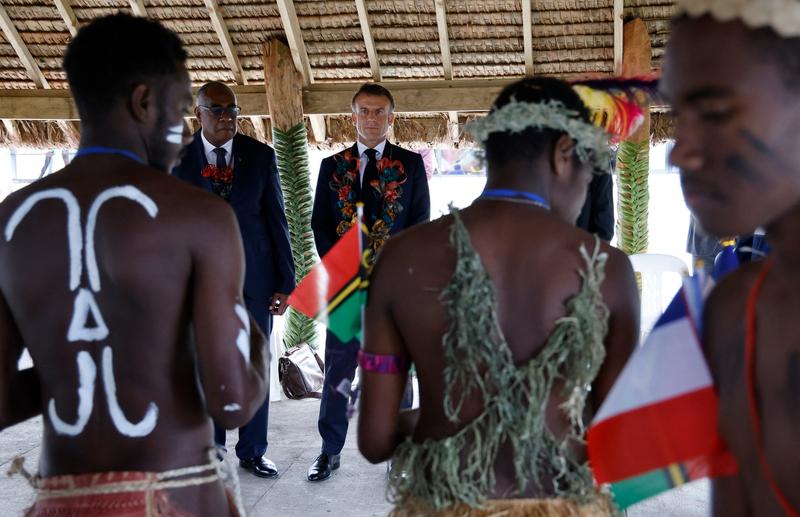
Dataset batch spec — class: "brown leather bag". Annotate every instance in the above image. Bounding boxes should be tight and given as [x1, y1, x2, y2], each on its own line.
[278, 343, 325, 399]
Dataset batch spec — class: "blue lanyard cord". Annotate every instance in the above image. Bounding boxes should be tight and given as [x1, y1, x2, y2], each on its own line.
[74, 146, 145, 165]
[478, 188, 550, 210]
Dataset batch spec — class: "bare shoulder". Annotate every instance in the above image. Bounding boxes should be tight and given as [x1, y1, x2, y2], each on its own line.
[369, 216, 452, 295]
[704, 263, 762, 381]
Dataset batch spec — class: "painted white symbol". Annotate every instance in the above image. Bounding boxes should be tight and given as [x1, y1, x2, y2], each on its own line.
[166, 124, 184, 145]
[234, 304, 250, 361]
[48, 351, 95, 436]
[102, 346, 158, 437]
[223, 403, 242, 412]
[6, 186, 161, 437]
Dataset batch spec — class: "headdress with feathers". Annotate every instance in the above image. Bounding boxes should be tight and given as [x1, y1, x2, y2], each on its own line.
[466, 76, 660, 173]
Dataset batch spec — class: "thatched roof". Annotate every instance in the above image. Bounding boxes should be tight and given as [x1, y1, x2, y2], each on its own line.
[0, 0, 677, 147]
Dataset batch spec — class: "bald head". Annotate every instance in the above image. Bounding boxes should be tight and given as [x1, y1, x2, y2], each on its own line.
[194, 81, 239, 147]
[197, 81, 235, 107]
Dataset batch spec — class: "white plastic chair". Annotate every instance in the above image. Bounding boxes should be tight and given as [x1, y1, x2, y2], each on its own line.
[628, 253, 689, 343]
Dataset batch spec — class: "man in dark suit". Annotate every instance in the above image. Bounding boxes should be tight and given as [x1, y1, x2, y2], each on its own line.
[576, 173, 614, 241]
[172, 81, 295, 478]
[308, 83, 430, 482]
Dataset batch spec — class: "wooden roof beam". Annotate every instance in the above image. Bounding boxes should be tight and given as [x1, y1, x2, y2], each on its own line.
[613, 0, 623, 74]
[203, 0, 247, 85]
[434, 0, 452, 80]
[129, 0, 148, 17]
[275, 0, 313, 87]
[53, 0, 80, 37]
[0, 3, 49, 88]
[1, 79, 671, 120]
[354, 0, 381, 81]
[522, 0, 533, 76]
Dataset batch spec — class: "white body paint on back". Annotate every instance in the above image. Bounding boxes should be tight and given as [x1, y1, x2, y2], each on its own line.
[85, 186, 158, 292]
[166, 124, 183, 145]
[5, 189, 82, 290]
[234, 304, 250, 361]
[6, 185, 162, 437]
[48, 351, 95, 436]
[102, 346, 158, 437]
[67, 288, 109, 342]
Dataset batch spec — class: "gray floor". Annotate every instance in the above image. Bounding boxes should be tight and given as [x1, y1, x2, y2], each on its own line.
[0, 398, 708, 516]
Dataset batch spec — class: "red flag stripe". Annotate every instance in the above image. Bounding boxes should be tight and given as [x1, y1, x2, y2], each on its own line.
[288, 225, 360, 318]
[588, 387, 733, 483]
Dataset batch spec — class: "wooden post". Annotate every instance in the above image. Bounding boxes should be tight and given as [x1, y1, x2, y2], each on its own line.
[615, 18, 652, 257]
[264, 39, 318, 350]
[622, 18, 651, 146]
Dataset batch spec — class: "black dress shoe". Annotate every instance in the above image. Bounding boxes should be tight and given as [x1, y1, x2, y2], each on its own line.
[307, 453, 340, 482]
[239, 456, 278, 478]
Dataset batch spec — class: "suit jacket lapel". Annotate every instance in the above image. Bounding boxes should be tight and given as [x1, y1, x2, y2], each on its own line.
[228, 134, 246, 205]
[190, 131, 213, 192]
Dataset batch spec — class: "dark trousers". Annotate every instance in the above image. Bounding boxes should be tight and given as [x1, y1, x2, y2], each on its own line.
[318, 329, 412, 456]
[214, 298, 271, 460]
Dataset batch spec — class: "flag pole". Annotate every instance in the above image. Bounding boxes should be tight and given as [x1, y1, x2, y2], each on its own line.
[356, 202, 365, 346]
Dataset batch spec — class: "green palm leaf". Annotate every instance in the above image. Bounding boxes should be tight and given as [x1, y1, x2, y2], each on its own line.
[273, 123, 318, 350]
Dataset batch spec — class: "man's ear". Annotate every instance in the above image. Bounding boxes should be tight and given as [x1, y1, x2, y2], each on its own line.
[551, 134, 576, 178]
[351, 111, 358, 126]
[193, 105, 202, 121]
[129, 83, 153, 124]
[388, 112, 395, 126]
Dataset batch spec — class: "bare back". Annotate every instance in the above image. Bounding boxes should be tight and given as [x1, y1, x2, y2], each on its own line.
[360, 200, 639, 499]
[0, 155, 268, 515]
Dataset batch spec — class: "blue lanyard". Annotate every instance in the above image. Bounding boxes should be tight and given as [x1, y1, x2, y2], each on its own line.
[478, 188, 550, 210]
[74, 146, 145, 165]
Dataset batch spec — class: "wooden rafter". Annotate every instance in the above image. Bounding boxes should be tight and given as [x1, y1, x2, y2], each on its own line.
[0, 81, 671, 119]
[522, 0, 533, 76]
[0, 80, 507, 118]
[354, 0, 381, 81]
[203, 0, 247, 85]
[0, 3, 49, 89]
[53, 0, 80, 37]
[275, 0, 313, 87]
[613, 0, 623, 74]
[434, 0, 452, 80]
[129, 0, 147, 17]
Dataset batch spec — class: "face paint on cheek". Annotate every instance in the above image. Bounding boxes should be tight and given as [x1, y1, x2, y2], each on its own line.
[723, 153, 767, 187]
[223, 403, 242, 412]
[166, 124, 184, 145]
[738, 129, 794, 176]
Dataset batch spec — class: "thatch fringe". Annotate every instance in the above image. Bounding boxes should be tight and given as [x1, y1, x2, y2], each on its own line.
[650, 111, 674, 144]
[0, 120, 80, 149]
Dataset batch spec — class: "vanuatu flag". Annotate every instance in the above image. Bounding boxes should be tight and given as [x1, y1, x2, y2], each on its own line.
[287, 222, 368, 343]
[587, 275, 738, 509]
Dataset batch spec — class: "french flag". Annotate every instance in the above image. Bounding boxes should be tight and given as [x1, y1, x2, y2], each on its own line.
[587, 275, 738, 509]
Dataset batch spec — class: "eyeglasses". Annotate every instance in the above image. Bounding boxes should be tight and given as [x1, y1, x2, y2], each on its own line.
[198, 105, 241, 118]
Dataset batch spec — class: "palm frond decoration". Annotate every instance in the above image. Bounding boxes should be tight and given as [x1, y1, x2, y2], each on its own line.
[273, 122, 318, 350]
[615, 140, 650, 256]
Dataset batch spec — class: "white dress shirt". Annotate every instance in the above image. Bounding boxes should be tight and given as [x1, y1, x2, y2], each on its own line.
[356, 139, 387, 187]
[201, 131, 234, 167]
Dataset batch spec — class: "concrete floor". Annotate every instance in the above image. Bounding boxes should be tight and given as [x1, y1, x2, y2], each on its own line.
[0, 398, 708, 516]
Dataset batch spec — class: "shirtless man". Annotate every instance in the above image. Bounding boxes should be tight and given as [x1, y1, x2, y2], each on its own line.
[663, 3, 800, 515]
[358, 77, 639, 515]
[0, 14, 266, 516]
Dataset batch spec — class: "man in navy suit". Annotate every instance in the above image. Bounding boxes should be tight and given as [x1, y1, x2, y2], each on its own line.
[172, 81, 295, 478]
[308, 83, 430, 482]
